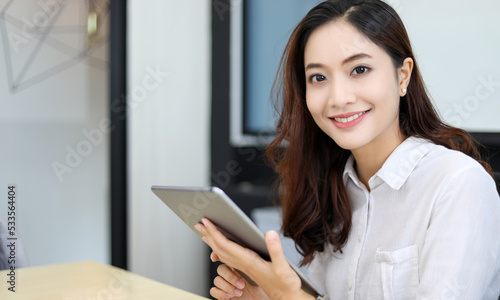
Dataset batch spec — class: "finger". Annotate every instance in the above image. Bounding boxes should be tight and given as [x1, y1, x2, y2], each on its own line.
[210, 252, 220, 262]
[201, 218, 267, 275]
[201, 218, 250, 258]
[195, 222, 219, 250]
[201, 218, 228, 244]
[218, 264, 246, 290]
[265, 231, 286, 265]
[265, 231, 293, 277]
[194, 223, 206, 238]
[214, 275, 243, 297]
[209, 286, 236, 300]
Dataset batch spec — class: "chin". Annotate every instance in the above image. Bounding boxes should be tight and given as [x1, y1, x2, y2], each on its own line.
[334, 140, 364, 151]
[329, 133, 372, 151]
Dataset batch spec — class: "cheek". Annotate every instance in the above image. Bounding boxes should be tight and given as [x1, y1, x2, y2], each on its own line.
[363, 76, 400, 111]
[359, 78, 386, 99]
[305, 94, 315, 116]
[305, 90, 323, 117]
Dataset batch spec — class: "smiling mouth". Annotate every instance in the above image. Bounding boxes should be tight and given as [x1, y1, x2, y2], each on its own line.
[331, 110, 369, 123]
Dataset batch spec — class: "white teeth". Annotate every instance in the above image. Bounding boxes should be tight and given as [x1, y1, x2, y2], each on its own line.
[334, 111, 366, 123]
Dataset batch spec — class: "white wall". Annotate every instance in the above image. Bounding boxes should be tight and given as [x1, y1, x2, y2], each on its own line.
[394, 0, 500, 131]
[128, 0, 211, 296]
[0, 1, 109, 267]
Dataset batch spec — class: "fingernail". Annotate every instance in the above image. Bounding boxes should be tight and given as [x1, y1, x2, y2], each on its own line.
[226, 293, 234, 298]
[267, 230, 279, 242]
[194, 224, 202, 232]
[201, 236, 207, 243]
[236, 279, 245, 289]
[234, 289, 243, 297]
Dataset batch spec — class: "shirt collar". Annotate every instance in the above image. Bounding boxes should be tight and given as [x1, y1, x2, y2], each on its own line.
[343, 137, 433, 190]
[343, 155, 360, 187]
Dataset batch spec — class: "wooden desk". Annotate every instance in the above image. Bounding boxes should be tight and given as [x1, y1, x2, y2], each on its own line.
[0, 260, 209, 299]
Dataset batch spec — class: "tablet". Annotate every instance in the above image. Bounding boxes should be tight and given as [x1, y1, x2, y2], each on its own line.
[151, 185, 323, 298]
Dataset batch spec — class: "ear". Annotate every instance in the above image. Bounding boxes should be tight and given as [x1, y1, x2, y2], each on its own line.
[398, 57, 413, 97]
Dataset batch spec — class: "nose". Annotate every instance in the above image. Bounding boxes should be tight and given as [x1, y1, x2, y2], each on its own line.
[328, 77, 356, 107]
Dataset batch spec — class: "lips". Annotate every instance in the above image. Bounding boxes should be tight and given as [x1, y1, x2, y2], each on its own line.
[330, 110, 370, 128]
[332, 111, 367, 123]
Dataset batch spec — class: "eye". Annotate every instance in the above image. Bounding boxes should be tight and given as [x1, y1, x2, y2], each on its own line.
[352, 66, 370, 75]
[309, 74, 326, 83]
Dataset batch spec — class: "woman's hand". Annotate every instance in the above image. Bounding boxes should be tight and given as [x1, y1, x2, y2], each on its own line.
[210, 263, 270, 299]
[195, 218, 314, 300]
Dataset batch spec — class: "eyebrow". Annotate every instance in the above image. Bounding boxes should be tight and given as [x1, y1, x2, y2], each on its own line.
[305, 53, 372, 70]
[342, 53, 372, 65]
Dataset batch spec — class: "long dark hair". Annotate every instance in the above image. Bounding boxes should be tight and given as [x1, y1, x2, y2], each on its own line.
[266, 0, 493, 266]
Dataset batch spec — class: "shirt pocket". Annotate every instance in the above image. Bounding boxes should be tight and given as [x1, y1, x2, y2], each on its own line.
[368, 245, 419, 300]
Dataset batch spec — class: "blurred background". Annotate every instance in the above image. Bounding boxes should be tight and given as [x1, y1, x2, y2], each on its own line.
[0, 0, 498, 298]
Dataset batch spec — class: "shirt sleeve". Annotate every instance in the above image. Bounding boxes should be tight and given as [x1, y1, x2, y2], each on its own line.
[417, 166, 500, 299]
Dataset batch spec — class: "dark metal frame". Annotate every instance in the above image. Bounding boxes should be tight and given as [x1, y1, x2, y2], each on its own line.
[109, 0, 128, 270]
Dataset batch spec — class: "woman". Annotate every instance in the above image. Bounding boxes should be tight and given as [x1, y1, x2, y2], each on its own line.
[195, 0, 500, 299]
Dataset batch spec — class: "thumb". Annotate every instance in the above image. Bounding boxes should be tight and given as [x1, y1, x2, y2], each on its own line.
[265, 231, 302, 298]
[265, 230, 288, 269]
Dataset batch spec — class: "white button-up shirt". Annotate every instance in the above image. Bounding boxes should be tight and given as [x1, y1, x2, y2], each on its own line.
[309, 137, 500, 299]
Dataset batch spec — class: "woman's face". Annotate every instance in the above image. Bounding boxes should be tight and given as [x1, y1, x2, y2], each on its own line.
[304, 20, 409, 151]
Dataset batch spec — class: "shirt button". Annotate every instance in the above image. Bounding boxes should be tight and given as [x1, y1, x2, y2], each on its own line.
[348, 283, 352, 291]
[358, 235, 362, 242]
